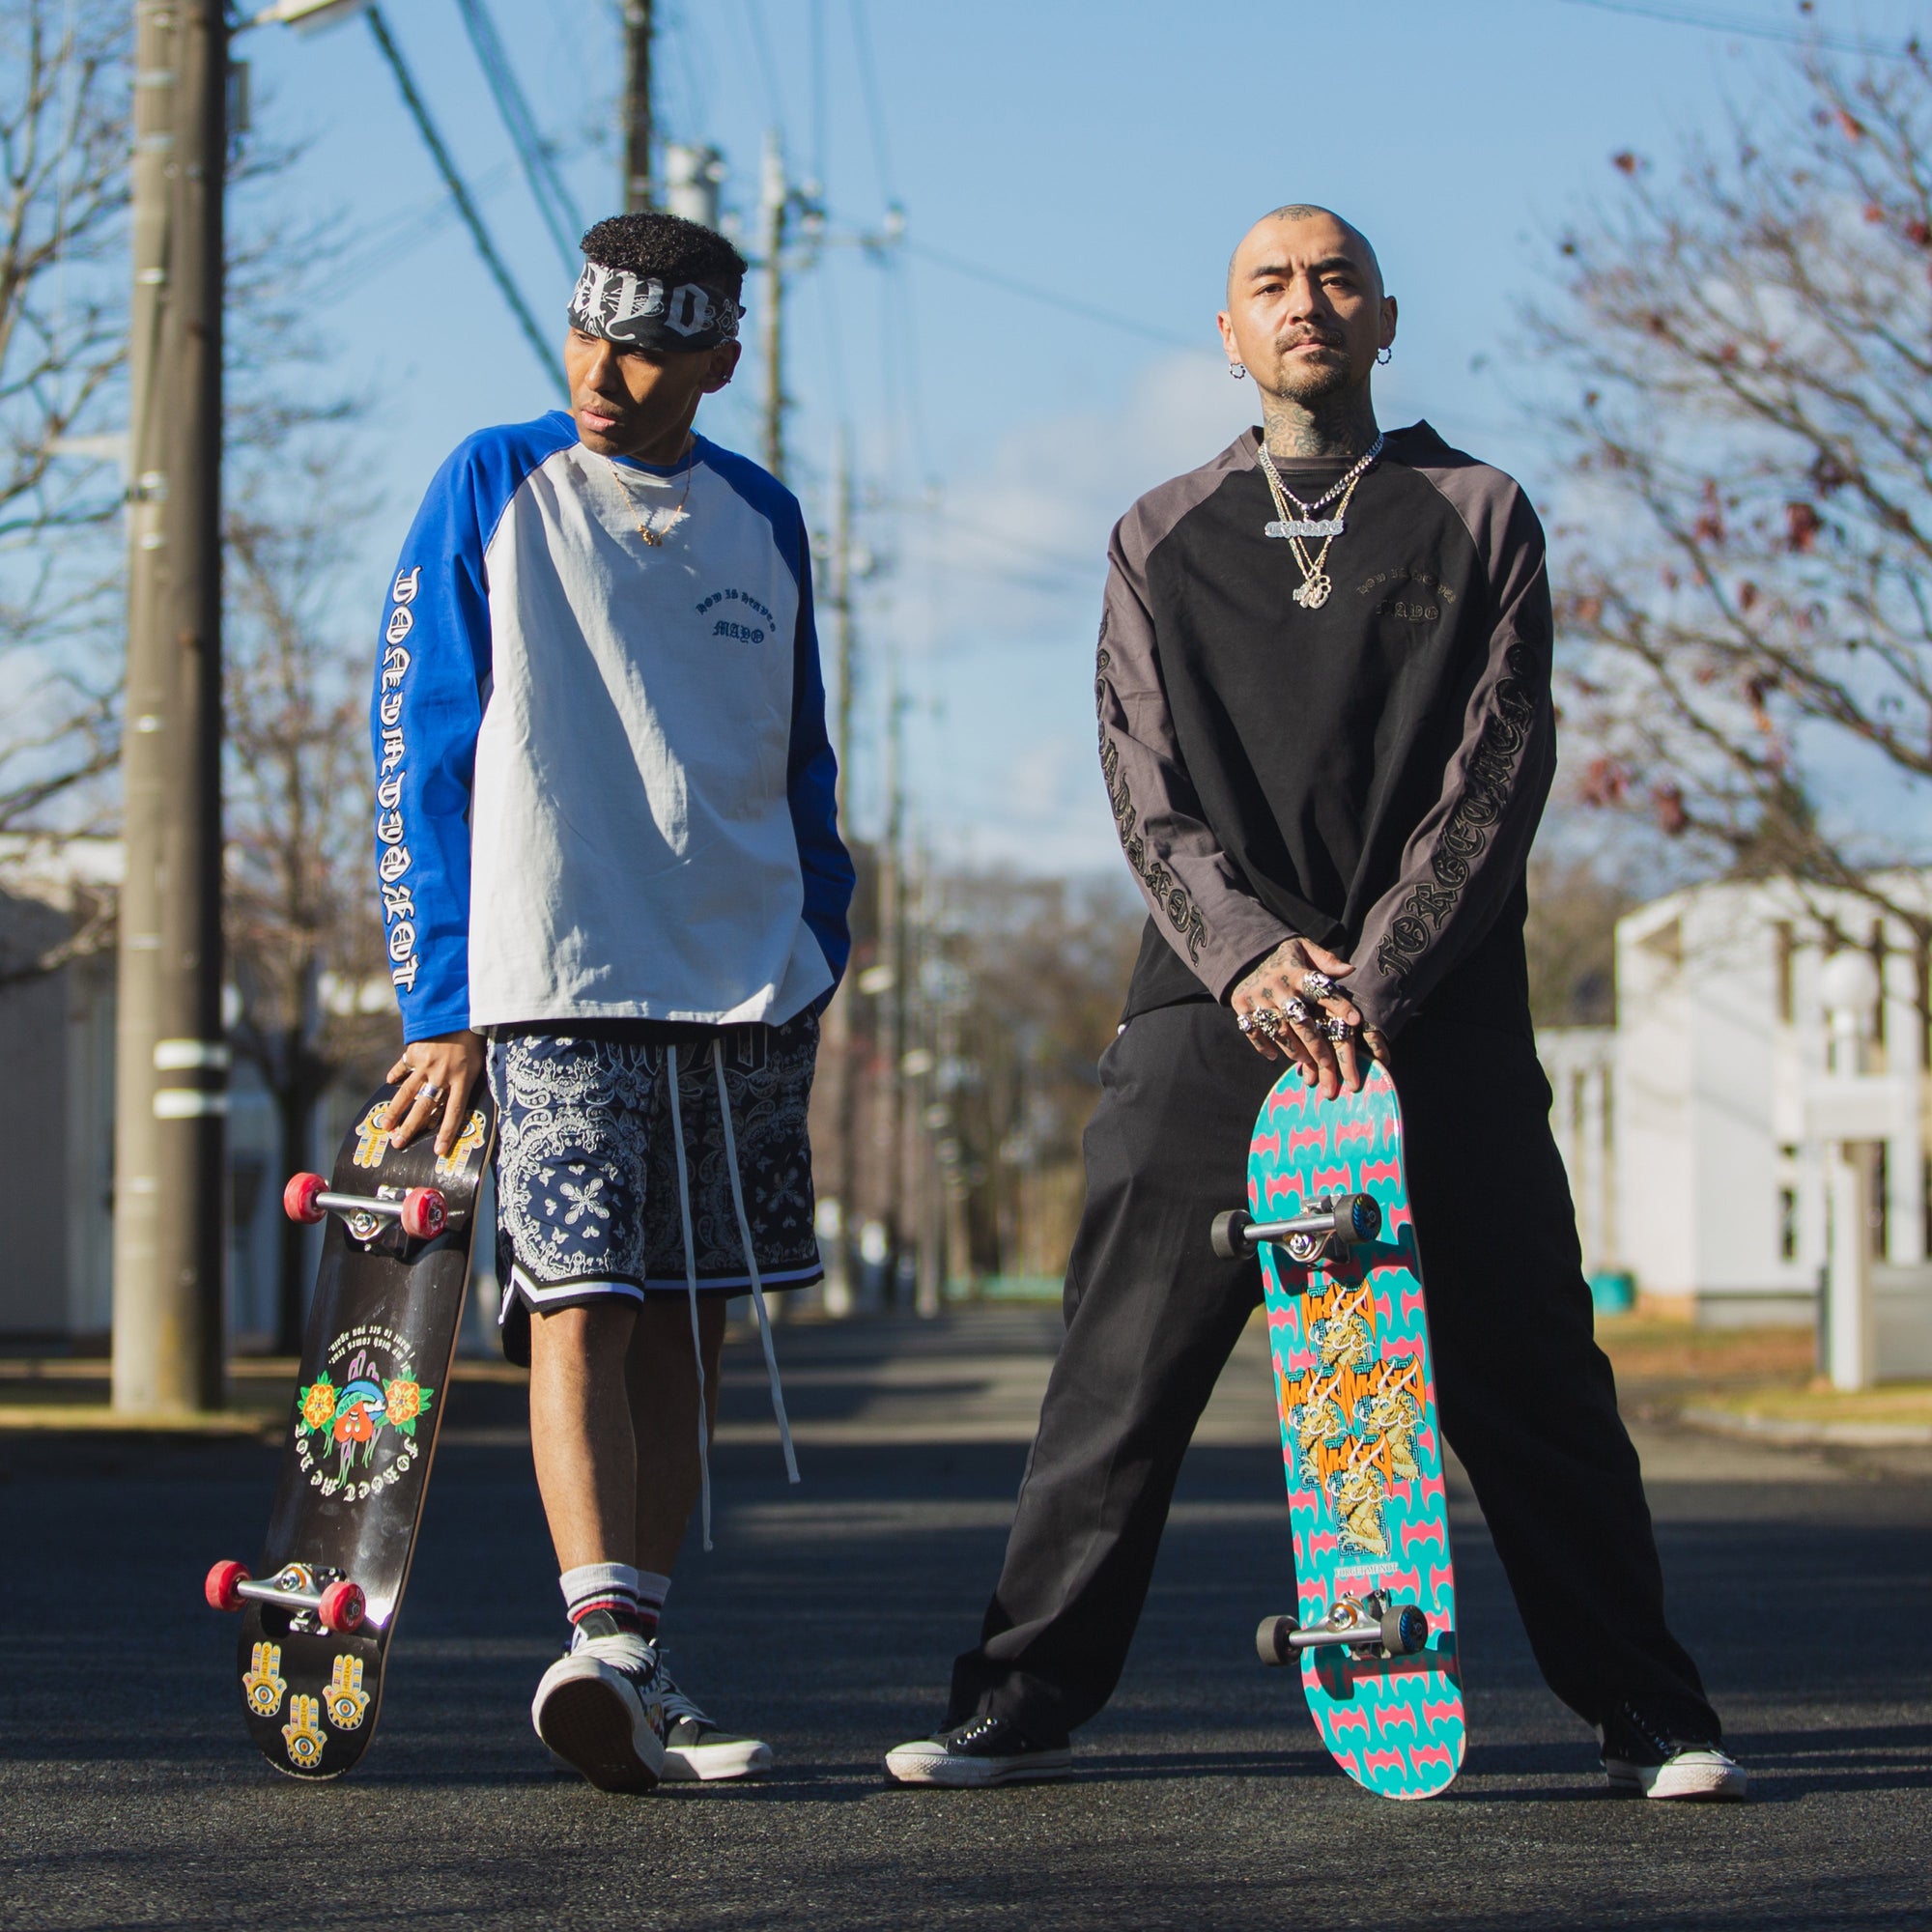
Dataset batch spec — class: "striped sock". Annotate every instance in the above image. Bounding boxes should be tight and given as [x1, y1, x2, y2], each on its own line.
[634, 1570, 671, 1638]
[559, 1561, 647, 1638]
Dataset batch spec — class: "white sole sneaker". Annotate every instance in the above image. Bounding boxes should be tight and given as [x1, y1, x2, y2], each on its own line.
[533, 1652, 666, 1793]
[662, 1734, 774, 1782]
[1605, 1750, 1748, 1801]
[884, 1738, 1074, 1788]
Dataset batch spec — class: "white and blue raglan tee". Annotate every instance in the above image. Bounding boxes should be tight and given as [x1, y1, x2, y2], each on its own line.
[370, 411, 853, 1040]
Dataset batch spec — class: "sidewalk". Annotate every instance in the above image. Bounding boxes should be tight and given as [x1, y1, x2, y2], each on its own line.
[1596, 1313, 1932, 1450]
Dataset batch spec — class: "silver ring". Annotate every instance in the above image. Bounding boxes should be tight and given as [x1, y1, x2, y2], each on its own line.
[1236, 1012, 1258, 1036]
[1319, 1017, 1353, 1042]
[1253, 1007, 1281, 1037]
[1282, 997, 1312, 1026]
[1299, 971, 1336, 1002]
[419, 1080, 443, 1101]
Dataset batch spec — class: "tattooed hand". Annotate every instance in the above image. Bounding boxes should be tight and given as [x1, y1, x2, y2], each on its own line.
[1229, 937, 1364, 1097]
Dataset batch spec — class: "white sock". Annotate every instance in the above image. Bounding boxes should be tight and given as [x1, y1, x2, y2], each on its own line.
[635, 1569, 671, 1636]
[559, 1560, 642, 1633]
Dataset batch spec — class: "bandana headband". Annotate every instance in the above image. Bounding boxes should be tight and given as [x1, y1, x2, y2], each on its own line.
[567, 260, 742, 353]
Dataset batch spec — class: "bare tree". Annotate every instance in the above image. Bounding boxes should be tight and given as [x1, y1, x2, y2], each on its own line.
[224, 444, 390, 1352]
[1533, 41, 1932, 992]
[0, 0, 132, 850]
[931, 872, 1143, 1279]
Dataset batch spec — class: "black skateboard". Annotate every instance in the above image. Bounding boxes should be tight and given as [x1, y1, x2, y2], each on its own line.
[206, 1083, 495, 1779]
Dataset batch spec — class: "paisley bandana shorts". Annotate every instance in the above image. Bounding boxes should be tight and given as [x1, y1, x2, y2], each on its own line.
[489, 1013, 823, 1366]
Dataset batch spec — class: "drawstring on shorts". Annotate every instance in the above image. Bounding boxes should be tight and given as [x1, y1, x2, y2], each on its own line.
[664, 1038, 802, 1554]
[664, 1044, 713, 1550]
[711, 1039, 800, 1489]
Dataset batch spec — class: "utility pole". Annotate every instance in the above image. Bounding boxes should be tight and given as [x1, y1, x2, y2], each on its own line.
[113, 0, 228, 1414]
[877, 646, 906, 1302]
[817, 431, 859, 1314]
[758, 129, 789, 480]
[622, 0, 653, 211]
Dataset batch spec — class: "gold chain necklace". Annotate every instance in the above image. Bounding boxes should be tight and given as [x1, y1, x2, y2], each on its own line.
[607, 450, 696, 547]
[1257, 439, 1379, 610]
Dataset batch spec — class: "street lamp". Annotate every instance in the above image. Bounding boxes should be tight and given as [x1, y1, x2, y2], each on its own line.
[245, 0, 371, 29]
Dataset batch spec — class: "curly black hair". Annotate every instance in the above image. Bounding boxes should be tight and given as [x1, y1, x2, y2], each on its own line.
[578, 212, 747, 299]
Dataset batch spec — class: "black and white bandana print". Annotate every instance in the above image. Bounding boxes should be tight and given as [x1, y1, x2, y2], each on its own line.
[489, 1013, 821, 1359]
[566, 260, 742, 353]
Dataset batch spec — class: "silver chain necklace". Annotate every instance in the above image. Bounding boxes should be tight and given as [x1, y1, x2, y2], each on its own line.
[1256, 432, 1384, 540]
[1256, 433, 1383, 611]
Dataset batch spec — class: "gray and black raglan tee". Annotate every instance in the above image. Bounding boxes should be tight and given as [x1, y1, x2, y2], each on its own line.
[1096, 421, 1554, 1038]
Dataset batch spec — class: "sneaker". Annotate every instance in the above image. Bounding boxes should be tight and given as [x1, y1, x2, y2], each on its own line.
[656, 1654, 773, 1782]
[884, 1714, 1073, 1788]
[531, 1612, 668, 1792]
[1601, 1703, 1747, 1802]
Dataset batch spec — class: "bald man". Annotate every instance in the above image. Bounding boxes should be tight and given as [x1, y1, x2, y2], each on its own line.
[885, 207, 1743, 1801]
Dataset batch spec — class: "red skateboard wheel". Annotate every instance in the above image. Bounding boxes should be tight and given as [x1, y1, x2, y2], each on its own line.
[399, 1186, 447, 1240]
[205, 1559, 249, 1612]
[283, 1172, 327, 1224]
[317, 1579, 366, 1633]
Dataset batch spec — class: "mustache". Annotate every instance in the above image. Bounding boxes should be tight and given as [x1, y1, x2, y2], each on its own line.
[1277, 327, 1346, 352]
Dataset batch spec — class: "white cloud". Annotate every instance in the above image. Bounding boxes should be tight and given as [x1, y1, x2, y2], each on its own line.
[864, 351, 1244, 876]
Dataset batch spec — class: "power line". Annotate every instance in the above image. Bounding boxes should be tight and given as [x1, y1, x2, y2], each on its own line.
[738, 0, 786, 127]
[904, 238, 1203, 352]
[452, 0, 583, 271]
[1555, 0, 1918, 58]
[849, 0, 895, 205]
[364, 7, 563, 392]
[334, 157, 522, 297]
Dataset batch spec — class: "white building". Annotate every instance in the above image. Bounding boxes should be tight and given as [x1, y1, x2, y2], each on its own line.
[1539, 872, 1932, 1366]
[0, 842, 497, 1353]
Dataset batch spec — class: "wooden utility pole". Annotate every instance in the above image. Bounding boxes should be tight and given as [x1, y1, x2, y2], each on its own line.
[113, 0, 228, 1414]
[877, 646, 905, 1300]
[758, 129, 788, 480]
[622, 0, 653, 210]
[817, 432, 859, 1311]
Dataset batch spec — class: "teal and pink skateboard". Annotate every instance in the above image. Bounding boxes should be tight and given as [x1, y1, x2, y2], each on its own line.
[1211, 1059, 1464, 1800]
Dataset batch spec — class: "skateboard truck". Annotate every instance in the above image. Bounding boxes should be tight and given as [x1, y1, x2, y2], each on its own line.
[283, 1171, 447, 1244]
[206, 1559, 366, 1634]
[1257, 1590, 1428, 1663]
[1211, 1192, 1380, 1267]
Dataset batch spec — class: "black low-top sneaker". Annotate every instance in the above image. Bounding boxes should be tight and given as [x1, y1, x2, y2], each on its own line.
[1601, 1703, 1747, 1802]
[656, 1654, 773, 1783]
[884, 1714, 1073, 1787]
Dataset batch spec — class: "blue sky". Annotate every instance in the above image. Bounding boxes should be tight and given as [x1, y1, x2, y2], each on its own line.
[241, 0, 1924, 874]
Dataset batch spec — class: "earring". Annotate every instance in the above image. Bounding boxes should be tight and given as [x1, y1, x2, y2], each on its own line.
[1377, 346, 1392, 366]
[1229, 362, 1247, 380]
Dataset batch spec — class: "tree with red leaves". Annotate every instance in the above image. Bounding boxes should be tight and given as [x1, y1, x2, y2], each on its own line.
[1535, 43, 1932, 1000]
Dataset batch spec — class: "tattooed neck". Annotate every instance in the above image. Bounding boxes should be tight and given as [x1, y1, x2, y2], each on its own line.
[1261, 392, 1380, 462]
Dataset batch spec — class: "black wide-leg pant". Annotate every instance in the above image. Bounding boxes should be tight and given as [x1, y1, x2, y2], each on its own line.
[946, 1000, 1719, 1746]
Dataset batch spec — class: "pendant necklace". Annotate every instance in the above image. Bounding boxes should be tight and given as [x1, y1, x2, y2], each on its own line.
[1257, 433, 1383, 610]
[607, 449, 696, 547]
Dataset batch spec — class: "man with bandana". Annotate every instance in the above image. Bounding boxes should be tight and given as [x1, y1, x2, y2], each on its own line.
[373, 213, 853, 1792]
[885, 205, 1744, 1802]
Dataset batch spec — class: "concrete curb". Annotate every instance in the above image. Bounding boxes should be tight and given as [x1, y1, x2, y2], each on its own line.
[1681, 1405, 1932, 1447]
[0, 1405, 277, 1437]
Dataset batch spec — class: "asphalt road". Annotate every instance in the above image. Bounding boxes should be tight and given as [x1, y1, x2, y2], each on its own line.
[3, 1304, 1927, 1931]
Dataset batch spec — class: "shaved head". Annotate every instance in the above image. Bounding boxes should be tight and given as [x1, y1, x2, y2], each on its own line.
[1217, 206, 1397, 452]
[1228, 204, 1383, 302]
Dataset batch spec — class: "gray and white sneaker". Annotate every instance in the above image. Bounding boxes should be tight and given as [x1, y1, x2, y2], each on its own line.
[656, 1654, 773, 1782]
[532, 1613, 668, 1792]
[885, 1714, 1073, 1788]
[1601, 1704, 1747, 1802]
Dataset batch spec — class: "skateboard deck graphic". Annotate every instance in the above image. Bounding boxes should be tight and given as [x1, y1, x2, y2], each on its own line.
[1240, 1061, 1463, 1799]
[208, 1084, 495, 1779]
